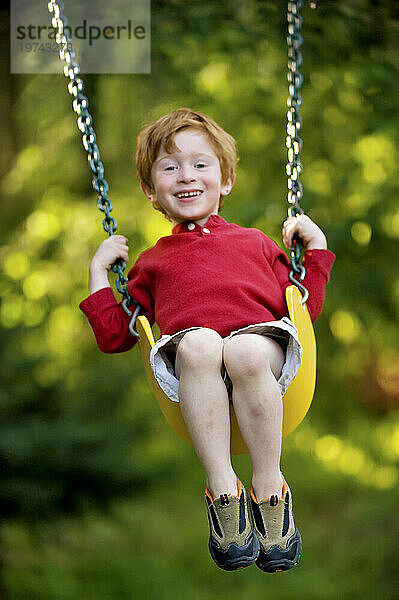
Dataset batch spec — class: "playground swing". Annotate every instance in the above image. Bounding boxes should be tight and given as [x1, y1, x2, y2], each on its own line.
[48, 0, 317, 454]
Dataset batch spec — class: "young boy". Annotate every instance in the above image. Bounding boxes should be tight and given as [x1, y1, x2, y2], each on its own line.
[80, 108, 335, 573]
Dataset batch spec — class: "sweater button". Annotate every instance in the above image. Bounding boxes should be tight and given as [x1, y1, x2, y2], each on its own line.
[202, 227, 210, 234]
[187, 223, 195, 230]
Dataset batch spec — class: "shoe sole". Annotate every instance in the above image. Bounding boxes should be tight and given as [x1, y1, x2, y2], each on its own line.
[209, 530, 260, 571]
[256, 528, 301, 573]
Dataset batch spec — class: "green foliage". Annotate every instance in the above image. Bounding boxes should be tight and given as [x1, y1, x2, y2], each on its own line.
[1, 0, 399, 598]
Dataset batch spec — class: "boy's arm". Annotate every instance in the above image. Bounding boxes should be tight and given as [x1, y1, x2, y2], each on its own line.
[80, 236, 154, 353]
[270, 216, 335, 321]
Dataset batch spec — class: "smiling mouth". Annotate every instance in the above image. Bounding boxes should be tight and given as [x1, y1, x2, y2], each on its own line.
[174, 190, 203, 199]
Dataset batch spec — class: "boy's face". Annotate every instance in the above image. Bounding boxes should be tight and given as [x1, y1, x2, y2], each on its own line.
[142, 128, 234, 225]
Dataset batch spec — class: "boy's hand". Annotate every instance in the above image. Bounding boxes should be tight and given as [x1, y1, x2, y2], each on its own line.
[90, 235, 129, 272]
[283, 215, 327, 251]
[89, 235, 129, 295]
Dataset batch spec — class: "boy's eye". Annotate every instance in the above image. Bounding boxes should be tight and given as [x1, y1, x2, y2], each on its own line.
[164, 165, 177, 171]
[195, 162, 207, 168]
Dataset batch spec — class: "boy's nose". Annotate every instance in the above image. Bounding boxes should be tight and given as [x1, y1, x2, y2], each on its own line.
[177, 166, 196, 182]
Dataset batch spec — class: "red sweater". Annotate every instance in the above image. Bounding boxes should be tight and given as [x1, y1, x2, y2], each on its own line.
[80, 215, 335, 353]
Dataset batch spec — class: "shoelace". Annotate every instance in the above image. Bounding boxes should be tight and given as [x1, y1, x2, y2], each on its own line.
[220, 493, 229, 506]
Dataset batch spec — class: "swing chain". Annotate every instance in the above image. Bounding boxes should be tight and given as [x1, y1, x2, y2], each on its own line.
[285, 0, 316, 304]
[47, 1, 141, 333]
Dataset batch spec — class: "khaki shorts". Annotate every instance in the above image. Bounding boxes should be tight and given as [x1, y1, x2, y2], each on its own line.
[150, 317, 302, 403]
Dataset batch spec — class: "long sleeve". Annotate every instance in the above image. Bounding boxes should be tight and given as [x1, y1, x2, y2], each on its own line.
[270, 245, 335, 322]
[79, 254, 155, 353]
[301, 249, 335, 320]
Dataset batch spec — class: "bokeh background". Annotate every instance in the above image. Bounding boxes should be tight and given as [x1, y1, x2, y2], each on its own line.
[1, 1, 399, 598]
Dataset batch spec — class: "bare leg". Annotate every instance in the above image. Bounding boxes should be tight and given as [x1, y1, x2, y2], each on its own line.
[223, 333, 285, 501]
[175, 328, 237, 498]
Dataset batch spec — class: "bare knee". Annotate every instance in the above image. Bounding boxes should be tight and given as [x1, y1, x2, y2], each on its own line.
[175, 328, 223, 375]
[223, 334, 284, 382]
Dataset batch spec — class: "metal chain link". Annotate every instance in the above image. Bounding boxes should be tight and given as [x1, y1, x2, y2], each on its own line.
[285, 0, 318, 303]
[47, 0, 138, 324]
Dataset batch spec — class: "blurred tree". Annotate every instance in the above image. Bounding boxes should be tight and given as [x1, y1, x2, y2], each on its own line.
[1, 1, 399, 599]
[0, 0, 398, 522]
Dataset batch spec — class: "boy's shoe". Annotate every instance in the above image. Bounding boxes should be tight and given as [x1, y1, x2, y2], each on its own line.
[250, 477, 301, 573]
[205, 479, 260, 571]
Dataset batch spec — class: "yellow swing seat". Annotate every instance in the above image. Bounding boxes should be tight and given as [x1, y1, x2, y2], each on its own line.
[135, 284, 316, 455]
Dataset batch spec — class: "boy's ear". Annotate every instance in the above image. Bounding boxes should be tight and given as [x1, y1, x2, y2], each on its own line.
[220, 174, 236, 197]
[141, 182, 156, 202]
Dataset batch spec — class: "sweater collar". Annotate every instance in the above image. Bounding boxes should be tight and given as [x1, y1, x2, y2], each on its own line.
[172, 214, 227, 235]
